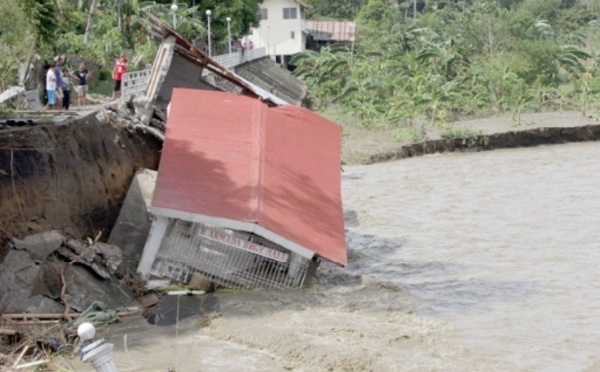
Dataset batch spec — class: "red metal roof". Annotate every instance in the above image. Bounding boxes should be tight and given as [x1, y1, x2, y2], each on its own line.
[152, 89, 347, 266]
[305, 21, 356, 42]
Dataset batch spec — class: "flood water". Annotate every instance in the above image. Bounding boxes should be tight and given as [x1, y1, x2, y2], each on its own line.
[76, 142, 600, 372]
[341, 142, 600, 371]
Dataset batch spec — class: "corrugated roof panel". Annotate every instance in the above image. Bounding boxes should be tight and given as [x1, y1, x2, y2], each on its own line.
[305, 21, 356, 42]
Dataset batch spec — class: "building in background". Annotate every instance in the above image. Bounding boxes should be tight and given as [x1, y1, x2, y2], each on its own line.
[248, 0, 311, 68]
[305, 20, 356, 51]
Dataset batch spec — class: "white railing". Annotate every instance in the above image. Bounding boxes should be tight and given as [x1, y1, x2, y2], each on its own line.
[121, 69, 152, 104]
[122, 47, 267, 103]
[212, 47, 266, 69]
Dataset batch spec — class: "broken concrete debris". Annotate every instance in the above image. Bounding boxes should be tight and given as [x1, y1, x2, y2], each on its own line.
[11, 230, 64, 262]
[56, 240, 123, 279]
[0, 230, 133, 313]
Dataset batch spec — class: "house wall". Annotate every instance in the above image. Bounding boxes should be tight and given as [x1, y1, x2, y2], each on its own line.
[157, 55, 219, 104]
[249, 0, 305, 56]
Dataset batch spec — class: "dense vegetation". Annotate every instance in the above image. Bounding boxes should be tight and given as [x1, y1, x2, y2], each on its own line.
[0, 0, 261, 94]
[295, 0, 600, 136]
[1, 0, 599, 132]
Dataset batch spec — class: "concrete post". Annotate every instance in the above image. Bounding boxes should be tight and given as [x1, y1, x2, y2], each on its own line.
[81, 339, 118, 372]
[137, 215, 169, 278]
[78, 322, 118, 372]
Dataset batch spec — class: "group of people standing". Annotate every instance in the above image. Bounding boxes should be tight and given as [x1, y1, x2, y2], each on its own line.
[44, 52, 128, 111]
[45, 57, 90, 110]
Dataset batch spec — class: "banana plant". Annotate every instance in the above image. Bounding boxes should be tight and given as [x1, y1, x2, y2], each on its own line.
[291, 44, 351, 108]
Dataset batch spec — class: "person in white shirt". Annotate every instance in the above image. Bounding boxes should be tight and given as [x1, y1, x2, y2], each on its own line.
[45, 62, 57, 110]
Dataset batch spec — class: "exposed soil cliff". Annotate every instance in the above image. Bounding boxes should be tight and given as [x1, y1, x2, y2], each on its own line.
[0, 111, 161, 247]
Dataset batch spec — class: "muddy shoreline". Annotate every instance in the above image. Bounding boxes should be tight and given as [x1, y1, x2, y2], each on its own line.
[366, 123, 600, 164]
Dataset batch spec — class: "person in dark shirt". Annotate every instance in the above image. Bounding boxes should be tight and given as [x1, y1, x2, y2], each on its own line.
[61, 68, 72, 110]
[71, 62, 91, 107]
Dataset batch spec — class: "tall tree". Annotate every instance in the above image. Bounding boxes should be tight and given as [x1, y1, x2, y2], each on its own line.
[84, 0, 97, 44]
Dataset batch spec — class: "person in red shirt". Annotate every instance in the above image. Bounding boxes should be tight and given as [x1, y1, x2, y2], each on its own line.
[112, 53, 128, 100]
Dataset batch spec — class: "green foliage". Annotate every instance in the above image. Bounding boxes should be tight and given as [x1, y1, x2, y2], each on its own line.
[18, 0, 58, 46]
[0, 0, 263, 95]
[0, 0, 36, 91]
[440, 128, 482, 140]
[440, 128, 490, 146]
[304, 0, 363, 20]
[393, 127, 426, 143]
[293, 0, 600, 130]
[355, 0, 400, 53]
[291, 44, 351, 108]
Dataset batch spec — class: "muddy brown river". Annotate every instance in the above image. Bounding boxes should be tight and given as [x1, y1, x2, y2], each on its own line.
[74, 142, 600, 372]
[341, 141, 600, 371]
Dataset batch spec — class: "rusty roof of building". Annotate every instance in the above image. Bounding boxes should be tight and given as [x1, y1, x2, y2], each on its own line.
[152, 89, 347, 266]
[305, 21, 356, 42]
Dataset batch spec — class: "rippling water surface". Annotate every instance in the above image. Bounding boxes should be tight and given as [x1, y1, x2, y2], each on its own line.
[342, 142, 600, 371]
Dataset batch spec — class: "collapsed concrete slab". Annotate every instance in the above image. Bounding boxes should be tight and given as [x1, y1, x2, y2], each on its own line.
[108, 168, 157, 271]
[11, 230, 64, 262]
[0, 231, 134, 313]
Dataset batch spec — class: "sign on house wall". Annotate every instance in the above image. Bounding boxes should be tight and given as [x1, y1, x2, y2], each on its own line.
[198, 225, 290, 262]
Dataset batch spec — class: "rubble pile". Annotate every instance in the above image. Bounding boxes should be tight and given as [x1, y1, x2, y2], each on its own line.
[0, 230, 134, 314]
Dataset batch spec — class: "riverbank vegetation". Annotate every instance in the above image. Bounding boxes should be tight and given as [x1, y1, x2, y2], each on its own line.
[295, 0, 600, 137]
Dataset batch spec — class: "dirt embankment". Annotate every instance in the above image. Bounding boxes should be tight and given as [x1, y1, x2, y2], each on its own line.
[340, 112, 600, 164]
[367, 124, 600, 164]
[0, 113, 161, 245]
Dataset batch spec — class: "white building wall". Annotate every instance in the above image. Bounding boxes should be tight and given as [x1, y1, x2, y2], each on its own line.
[249, 0, 305, 56]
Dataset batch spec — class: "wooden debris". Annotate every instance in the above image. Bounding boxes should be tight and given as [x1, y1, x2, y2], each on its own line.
[11, 345, 28, 369]
[2, 313, 79, 320]
[14, 359, 49, 369]
[0, 328, 17, 336]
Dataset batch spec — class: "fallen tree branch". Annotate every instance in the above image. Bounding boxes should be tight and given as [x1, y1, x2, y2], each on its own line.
[59, 231, 102, 320]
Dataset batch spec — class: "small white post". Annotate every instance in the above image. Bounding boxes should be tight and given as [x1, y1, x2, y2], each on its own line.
[78, 322, 118, 372]
[171, 3, 178, 30]
[206, 9, 212, 57]
[227, 17, 232, 54]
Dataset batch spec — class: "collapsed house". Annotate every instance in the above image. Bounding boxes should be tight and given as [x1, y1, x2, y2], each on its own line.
[116, 16, 346, 290]
[136, 89, 347, 290]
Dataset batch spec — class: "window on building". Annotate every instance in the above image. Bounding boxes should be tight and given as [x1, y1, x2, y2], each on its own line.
[283, 7, 297, 19]
[258, 8, 268, 20]
[291, 31, 295, 39]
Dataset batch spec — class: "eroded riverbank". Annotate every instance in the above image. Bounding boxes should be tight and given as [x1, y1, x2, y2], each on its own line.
[73, 141, 600, 372]
[3, 110, 600, 371]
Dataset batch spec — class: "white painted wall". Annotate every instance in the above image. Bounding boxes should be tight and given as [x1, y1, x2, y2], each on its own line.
[248, 0, 306, 56]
